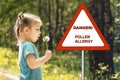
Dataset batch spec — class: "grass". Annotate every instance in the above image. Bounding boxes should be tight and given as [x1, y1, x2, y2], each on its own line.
[42, 51, 84, 80]
[0, 47, 120, 80]
[0, 47, 19, 76]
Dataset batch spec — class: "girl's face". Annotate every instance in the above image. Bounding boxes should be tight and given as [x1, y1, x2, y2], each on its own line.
[27, 23, 41, 42]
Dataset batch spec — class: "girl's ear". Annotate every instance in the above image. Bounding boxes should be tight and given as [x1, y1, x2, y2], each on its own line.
[24, 27, 30, 33]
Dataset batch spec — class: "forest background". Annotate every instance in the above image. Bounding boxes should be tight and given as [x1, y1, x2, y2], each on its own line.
[0, 0, 120, 80]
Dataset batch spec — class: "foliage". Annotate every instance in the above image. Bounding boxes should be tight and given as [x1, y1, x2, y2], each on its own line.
[94, 62, 120, 80]
[110, 0, 120, 53]
[0, 0, 120, 80]
[95, 63, 110, 80]
[0, 47, 19, 75]
[42, 64, 79, 80]
[111, 72, 120, 79]
[42, 51, 89, 80]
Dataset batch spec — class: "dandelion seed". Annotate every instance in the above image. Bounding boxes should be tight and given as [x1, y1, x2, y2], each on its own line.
[43, 35, 50, 50]
[43, 36, 50, 42]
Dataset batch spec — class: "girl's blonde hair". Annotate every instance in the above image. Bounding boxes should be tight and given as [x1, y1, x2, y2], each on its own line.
[14, 12, 42, 40]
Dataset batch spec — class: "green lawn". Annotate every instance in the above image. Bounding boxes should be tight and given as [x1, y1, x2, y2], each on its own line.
[0, 47, 120, 80]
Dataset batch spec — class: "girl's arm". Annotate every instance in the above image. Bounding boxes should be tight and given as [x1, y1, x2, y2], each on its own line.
[26, 50, 52, 69]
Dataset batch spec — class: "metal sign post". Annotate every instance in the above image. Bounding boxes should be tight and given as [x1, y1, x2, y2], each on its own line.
[82, 50, 84, 80]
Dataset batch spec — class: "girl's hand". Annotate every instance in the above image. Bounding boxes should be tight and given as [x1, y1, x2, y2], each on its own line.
[45, 50, 52, 60]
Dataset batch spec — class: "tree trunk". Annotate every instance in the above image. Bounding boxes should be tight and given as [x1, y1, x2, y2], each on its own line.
[88, 0, 114, 80]
[38, 0, 41, 16]
[55, 0, 59, 33]
[54, 0, 60, 43]
[47, 0, 53, 50]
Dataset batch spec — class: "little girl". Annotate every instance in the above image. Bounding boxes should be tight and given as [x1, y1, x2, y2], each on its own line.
[14, 12, 52, 80]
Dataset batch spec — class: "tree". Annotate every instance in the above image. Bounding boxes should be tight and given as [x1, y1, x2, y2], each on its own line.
[88, 0, 114, 80]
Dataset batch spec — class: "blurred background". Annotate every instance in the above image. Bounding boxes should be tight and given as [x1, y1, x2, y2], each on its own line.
[0, 0, 120, 80]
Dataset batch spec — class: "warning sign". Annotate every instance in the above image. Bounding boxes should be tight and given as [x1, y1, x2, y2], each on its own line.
[56, 3, 110, 50]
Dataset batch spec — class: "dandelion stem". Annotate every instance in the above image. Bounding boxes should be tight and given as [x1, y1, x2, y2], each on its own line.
[46, 42, 48, 50]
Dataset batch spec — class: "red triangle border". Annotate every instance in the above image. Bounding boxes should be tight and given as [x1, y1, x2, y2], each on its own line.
[56, 3, 110, 50]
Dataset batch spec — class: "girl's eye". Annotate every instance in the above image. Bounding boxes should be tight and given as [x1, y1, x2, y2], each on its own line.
[36, 29, 39, 31]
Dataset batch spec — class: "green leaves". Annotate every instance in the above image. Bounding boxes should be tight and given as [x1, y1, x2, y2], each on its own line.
[0, 47, 19, 75]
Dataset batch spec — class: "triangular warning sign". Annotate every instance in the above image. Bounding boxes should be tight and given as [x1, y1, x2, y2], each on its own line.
[56, 3, 110, 50]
